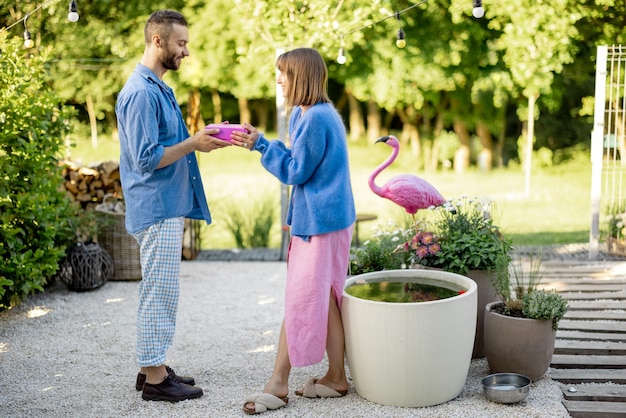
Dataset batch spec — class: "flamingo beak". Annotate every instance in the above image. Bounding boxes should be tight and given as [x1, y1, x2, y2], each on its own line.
[375, 136, 390, 144]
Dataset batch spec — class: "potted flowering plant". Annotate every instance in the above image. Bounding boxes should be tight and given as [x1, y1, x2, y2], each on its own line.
[400, 196, 513, 358]
[484, 251, 569, 380]
[348, 197, 513, 358]
[403, 197, 512, 274]
[345, 219, 477, 408]
[351, 197, 513, 275]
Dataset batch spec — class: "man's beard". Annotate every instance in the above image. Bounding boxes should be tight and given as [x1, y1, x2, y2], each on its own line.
[162, 48, 181, 71]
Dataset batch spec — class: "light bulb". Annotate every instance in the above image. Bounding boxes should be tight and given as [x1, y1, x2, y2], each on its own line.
[23, 30, 34, 49]
[68, 1, 79, 22]
[337, 47, 346, 64]
[396, 29, 406, 49]
[472, 0, 484, 18]
[472, 6, 484, 18]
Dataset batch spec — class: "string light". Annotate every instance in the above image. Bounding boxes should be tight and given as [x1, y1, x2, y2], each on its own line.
[335, 0, 429, 64]
[3, 0, 81, 46]
[396, 29, 406, 48]
[68, 1, 80, 23]
[472, 0, 485, 19]
[23, 31, 34, 49]
[335, 0, 482, 64]
[395, 11, 406, 48]
[337, 47, 347, 64]
[337, 36, 347, 64]
[23, 16, 34, 49]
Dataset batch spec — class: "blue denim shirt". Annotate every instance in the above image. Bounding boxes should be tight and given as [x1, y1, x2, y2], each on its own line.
[116, 64, 211, 235]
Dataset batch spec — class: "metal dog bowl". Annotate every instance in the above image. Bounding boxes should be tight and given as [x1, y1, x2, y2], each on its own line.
[481, 373, 531, 404]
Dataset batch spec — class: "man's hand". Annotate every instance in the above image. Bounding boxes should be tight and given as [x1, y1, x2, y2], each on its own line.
[192, 128, 232, 153]
[157, 128, 231, 169]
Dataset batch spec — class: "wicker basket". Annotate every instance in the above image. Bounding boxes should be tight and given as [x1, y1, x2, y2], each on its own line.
[96, 195, 142, 281]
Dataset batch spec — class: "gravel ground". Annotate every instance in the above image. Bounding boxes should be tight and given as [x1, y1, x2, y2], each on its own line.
[0, 261, 570, 417]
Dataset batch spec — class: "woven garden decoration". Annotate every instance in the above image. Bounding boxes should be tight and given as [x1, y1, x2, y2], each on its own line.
[58, 242, 113, 291]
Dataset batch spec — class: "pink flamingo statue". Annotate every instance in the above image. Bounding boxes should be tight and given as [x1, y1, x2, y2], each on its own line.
[369, 135, 446, 217]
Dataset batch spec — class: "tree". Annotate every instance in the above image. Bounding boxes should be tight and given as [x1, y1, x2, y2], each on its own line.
[488, 0, 582, 194]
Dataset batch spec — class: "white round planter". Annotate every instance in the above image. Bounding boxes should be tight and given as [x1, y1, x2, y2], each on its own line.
[342, 269, 477, 407]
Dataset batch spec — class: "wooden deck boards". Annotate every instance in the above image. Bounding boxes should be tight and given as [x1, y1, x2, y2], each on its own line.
[538, 259, 626, 417]
[551, 354, 626, 368]
[562, 400, 626, 417]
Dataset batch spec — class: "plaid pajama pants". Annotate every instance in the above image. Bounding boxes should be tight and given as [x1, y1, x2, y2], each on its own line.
[133, 217, 184, 367]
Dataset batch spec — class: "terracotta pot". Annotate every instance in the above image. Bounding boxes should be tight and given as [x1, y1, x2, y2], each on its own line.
[465, 270, 500, 358]
[483, 301, 556, 381]
[342, 269, 477, 407]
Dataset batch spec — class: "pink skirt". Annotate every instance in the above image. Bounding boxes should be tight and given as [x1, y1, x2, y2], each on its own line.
[284, 226, 353, 367]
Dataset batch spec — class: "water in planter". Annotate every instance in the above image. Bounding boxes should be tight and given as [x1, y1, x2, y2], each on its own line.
[346, 279, 466, 303]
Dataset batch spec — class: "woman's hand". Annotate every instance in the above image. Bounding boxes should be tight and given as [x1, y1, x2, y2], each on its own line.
[231, 123, 260, 150]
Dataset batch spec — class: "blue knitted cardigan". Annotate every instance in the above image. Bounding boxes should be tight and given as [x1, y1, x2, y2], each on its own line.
[252, 102, 356, 237]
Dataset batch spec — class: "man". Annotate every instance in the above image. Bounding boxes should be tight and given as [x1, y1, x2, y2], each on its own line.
[115, 10, 229, 402]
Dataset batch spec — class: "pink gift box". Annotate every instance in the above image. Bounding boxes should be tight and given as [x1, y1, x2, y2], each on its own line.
[205, 123, 249, 142]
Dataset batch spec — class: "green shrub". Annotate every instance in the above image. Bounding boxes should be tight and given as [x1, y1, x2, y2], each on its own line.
[0, 34, 78, 309]
[431, 197, 512, 275]
[222, 194, 276, 248]
[349, 222, 410, 275]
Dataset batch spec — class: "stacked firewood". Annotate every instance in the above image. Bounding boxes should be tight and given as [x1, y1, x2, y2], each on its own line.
[60, 159, 200, 260]
[60, 160, 123, 210]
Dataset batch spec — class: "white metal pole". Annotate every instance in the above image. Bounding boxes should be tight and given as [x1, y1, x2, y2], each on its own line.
[275, 48, 290, 261]
[589, 45, 608, 260]
[524, 94, 536, 198]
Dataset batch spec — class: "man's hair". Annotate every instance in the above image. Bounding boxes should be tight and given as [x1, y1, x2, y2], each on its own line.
[144, 10, 188, 44]
[276, 48, 330, 107]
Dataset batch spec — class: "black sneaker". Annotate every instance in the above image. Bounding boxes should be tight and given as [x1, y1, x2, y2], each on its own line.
[142, 375, 203, 402]
[136, 365, 195, 391]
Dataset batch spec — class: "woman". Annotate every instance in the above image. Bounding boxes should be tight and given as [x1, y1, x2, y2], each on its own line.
[232, 48, 356, 415]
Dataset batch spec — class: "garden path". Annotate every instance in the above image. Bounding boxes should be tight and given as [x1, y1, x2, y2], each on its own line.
[516, 244, 626, 418]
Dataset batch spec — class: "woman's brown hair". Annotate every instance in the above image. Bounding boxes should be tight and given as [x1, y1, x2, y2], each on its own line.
[276, 48, 330, 107]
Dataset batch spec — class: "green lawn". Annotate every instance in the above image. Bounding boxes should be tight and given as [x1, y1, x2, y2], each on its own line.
[68, 137, 592, 249]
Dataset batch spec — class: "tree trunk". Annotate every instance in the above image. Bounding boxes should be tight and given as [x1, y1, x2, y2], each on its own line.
[397, 106, 421, 168]
[453, 118, 471, 173]
[254, 101, 268, 132]
[524, 93, 539, 197]
[186, 88, 203, 134]
[425, 141, 440, 172]
[347, 90, 364, 142]
[476, 122, 493, 171]
[382, 111, 395, 137]
[238, 97, 251, 124]
[425, 111, 445, 172]
[86, 94, 98, 147]
[367, 100, 381, 143]
[494, 110, 505, 168]
[335, 89, 347, 111]
[401, 124, 420, 157]
[211, 90, 222, 123]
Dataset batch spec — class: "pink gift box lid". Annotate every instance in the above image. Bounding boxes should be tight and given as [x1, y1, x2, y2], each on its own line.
[205, 123, 248, 142]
